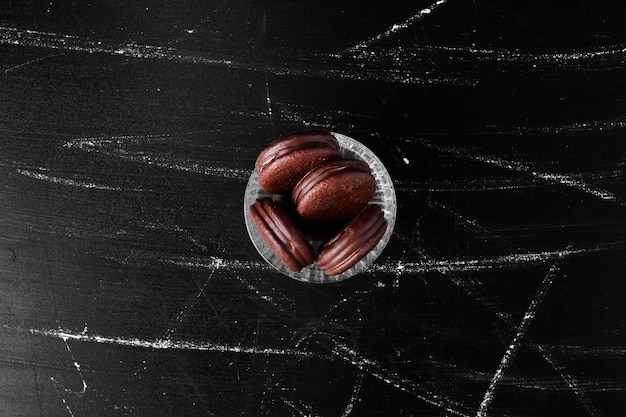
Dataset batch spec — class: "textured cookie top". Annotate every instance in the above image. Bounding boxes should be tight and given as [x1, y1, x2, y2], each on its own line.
[255, 130, 339, 175]
[255, 130, 340, 194]
[317, 204, 387, 276]
[293, 158, 377, 222]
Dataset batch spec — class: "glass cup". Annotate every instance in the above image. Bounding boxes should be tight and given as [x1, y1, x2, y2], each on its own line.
[244, 132, 397, 283]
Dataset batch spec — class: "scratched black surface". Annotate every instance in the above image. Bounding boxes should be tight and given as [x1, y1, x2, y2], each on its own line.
[1, 1, 626, 416]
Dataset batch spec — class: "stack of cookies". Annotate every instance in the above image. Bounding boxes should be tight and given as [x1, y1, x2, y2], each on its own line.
[249, 130, 388, 276]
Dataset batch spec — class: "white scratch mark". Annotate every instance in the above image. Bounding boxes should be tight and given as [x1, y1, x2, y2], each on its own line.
[425, 197, 520, 250]
[143, 222, 211, 252]
[233, 275, 295, 317]
[342, 0, 450, 53]
[373, 245, 609, 275]
[63, 133, 252, 180]
[341, 372, 365, 417]
[342, 43, 626, 72]
[420, 213, 602, 417]
[47, 321, 89, 399]
[20, 326, 314, 357]
[419, 140, 623, 205]
[537, 344, 626, 357]
[281, 397, 323, 417]
[4, 52, 64, 73]
[16, 169, 137, 191]
[476, 244, 571, 417]
[264, 71, 273, 123]
[58, 394, 75, 417]
[331, 341, 472, 417]
[47, 324, 87, 417]
[428, 260, 605, 414]
[535, 345, 602, 417]
[483, 116, 626, 136]
[58, 338, 87, 396]
[396, 211, 603, 417]
[0, 25, 467, 85]
[0, 26, 233, 66]
[164, 257, 223, 339]
[160, 242, 617, 276]
[323, 290, 374, 319]
[395, 176, 545, 193]
[162, 256, 269, 271]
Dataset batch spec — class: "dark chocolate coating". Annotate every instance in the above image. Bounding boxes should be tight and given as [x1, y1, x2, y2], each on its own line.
[317, 204, 387, 276]
[249, 198, 314, 272]
[293, 158, 377, 222]
[255, 130, 340, 194]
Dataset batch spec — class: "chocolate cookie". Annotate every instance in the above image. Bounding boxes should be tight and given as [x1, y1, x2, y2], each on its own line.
[249, 197, 314, 272]
[316, 204, 387, 276]
[255, 130, 340, 194]
[292, 158, 377, 222]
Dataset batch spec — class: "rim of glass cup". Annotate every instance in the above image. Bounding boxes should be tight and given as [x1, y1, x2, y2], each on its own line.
[244, 132, 397, 284]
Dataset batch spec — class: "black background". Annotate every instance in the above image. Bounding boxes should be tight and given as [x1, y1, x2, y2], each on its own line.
[1, 1, 626, 416]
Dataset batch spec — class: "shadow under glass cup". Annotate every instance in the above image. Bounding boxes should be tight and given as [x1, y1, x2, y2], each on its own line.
[244, 132, 397, 283]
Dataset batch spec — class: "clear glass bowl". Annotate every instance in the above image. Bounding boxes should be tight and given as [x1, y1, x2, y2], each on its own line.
[244, 132, 397, 284]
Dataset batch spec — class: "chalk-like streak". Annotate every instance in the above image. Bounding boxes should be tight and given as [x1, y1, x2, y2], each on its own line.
[396, 177, 546, 193]
[323, 290, 374, 319]
[537, 344, 626, 357]
[264, 71, 273, 123]
[393, 144, 412, 167]
[419, 140, 623, 205]
[163, 256, 269, 272]
[535, 345, 602, 417]
[6, 25, 625, 70]
[342, 0, 451, 53]
[398, 117, 626, 138]
[331, 341, 472, 417]
[64, 134, 252, 180]
[477, 42, 626, 64]
[272, 101, 377, 133]
[372, 246, 604, 275]
[343, 43, 626, 71]
[58, 396, 75, 417]
[476, 246, 569, 417]
[143, 222, 211, 252]
[274, 105, 325, 128]
[63, 133, 184, 149]
[4, 51, 64, 73]
[280, 397, 322, 417]
[164, 257, 223, 339]
[22, 326, 315, 357]
[425, 223, 602, 416]
[483, 117, 626, 136]
[425, 197, 520, 250]
[430, 357, 626, 393]
[117, 152, 251, 180]
[0, 26, 234, 65]
[233, 275, 295, 318]
[163, 243, 615, 276]
[447, 275, 515, 325]
[53, 337, 88, 396]
[276, 101, 375, 122]
[341, 372, 365, 417]
[394, 208, 602, 416]
[47, 325, 88, 417]
[0, 25, 468, 85]
[16, 169, 138, 191]
[4, 25, 626, 86]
